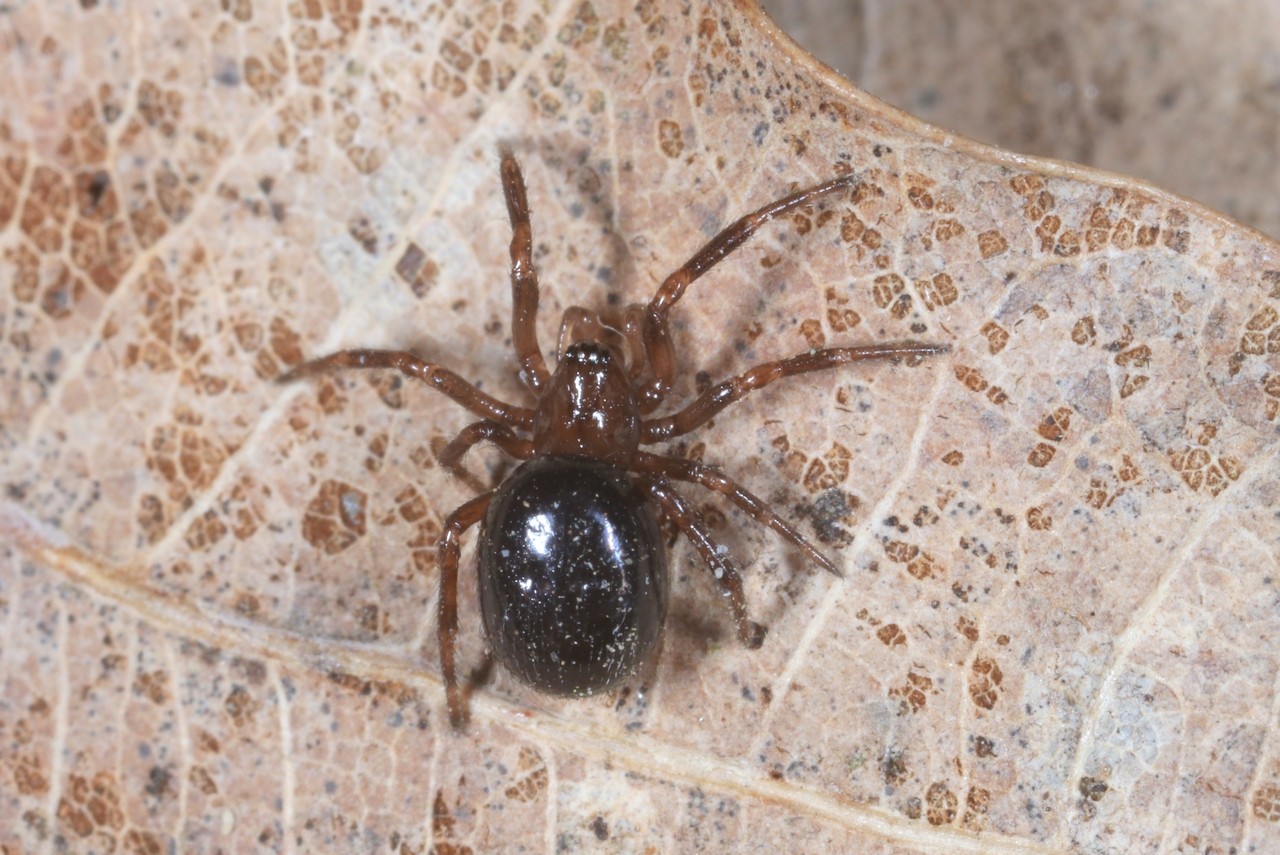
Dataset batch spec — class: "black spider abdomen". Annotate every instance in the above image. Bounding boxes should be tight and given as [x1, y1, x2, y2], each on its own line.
[477, 457, 668, 696]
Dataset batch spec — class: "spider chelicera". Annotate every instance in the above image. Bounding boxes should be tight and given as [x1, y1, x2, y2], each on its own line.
[280, 147, 948, 726]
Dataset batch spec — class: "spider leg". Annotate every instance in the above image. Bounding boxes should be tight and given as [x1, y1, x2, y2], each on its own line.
[437, 420, 534, 478]
[640, 476, 766, 649]
[499, 146, 551, 394]
[633, 451, 838, 576]
[438, 491, 494, 728]
[641, 341, 949, 442]
[637, 172, 858, 412]
[278, 348, 533, 430]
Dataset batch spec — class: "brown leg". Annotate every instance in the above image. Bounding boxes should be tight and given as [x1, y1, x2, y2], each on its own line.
[499, 147, 551, 394]
[633, 451, 838, 576]
[437, 491, 493, 728]
[437, 420, 534, 477]
[642, 340, 949, 442]
[641, 476, 766, 649]
[278, 348, 534, 430]
[637, 173, 858, 412]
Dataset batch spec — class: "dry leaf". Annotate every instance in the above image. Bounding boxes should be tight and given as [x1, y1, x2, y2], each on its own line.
[2, 1, 1279, 852]
[762, 0, 1280, 240]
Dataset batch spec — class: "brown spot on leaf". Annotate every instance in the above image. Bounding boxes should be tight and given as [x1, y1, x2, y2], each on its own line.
[13, 755, 48, 795]
[889, 671, 933, 713]
[190, 766, 218, 795]
[134, 670, 170, 705]
[970, 656, 1003, 709]
[432, 789, 475, 855]
[395, 242, 439, 297]
[877, 623, 907, 646]
[979, 321, 1008, 354]
[915, 272, 958, 311]
[953, 364, 989, 394]
[976, 229, 1008, 258]
[906, 551, 943, 580]
[962, 786, 991, 828]
[1036, 407, 1072, 443]
[871, 273, 905, 308]
[881, 749, 908, 787]
[1119, 374, 1149, 398]
[934, 218, 964, 242]
[1169, 448, 1243, 496]
[504, 746, 549, 802]
[1078, 775, 1109, 802]
[224, 685, 259, 726]
[1027, 442, 1056, 468]
[884, 540, 918, 564]
[658, 119, 683, 158]
[1071, 315, 1097, 346]
[21, 165, 71, 252]
[1026, 506, 1052, 530]
[798, 317, 825, 348]
[926, 782, 957, 825]
[1253, 784, 1280, 822]
[302, 480, 368, 554]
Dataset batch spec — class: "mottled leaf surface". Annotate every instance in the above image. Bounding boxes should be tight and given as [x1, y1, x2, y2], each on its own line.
[1, 1, 1278, 853]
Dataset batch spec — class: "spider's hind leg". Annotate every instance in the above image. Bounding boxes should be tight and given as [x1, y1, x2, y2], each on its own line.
[634, 451, 838, 576]
[640, 476, 766, 649]
[437, 491, 494, 728]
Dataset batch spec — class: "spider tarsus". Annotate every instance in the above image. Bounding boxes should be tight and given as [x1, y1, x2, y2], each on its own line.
[742, 621, 767, 649]
[814, 551, 843, 578]
[275, 364, 307, 384]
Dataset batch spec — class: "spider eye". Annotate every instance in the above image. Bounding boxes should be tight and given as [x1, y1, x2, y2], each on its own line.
[566, 342, 609, 365]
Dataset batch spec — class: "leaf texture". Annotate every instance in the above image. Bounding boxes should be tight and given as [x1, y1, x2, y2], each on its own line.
[1, 1, 1278, 852]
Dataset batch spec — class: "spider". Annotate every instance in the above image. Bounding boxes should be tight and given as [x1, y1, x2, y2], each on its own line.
[280, 147, 948, 726]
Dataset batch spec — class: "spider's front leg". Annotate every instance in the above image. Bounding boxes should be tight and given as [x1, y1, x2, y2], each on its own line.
[499, 147, 551, 394]
[277, 348, 534, 430]
[636, 173, 858, 412]
[641, 341, 949, 442]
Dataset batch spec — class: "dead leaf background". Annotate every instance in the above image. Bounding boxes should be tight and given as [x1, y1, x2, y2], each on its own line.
[1, 1, 1278, 853]
[762, 0, 1280, 240]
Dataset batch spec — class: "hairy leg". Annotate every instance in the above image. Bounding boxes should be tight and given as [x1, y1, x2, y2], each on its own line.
[642, 341, 949, 441]
[637, 172, 858, 412]
[499, 147, 551, 394]
[437, 492, 494, 728]
[633, 451, 837, 576]
[641, 476, 766, 649]
[437, 420, 534, 478]
[279, 348, 533, 429]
